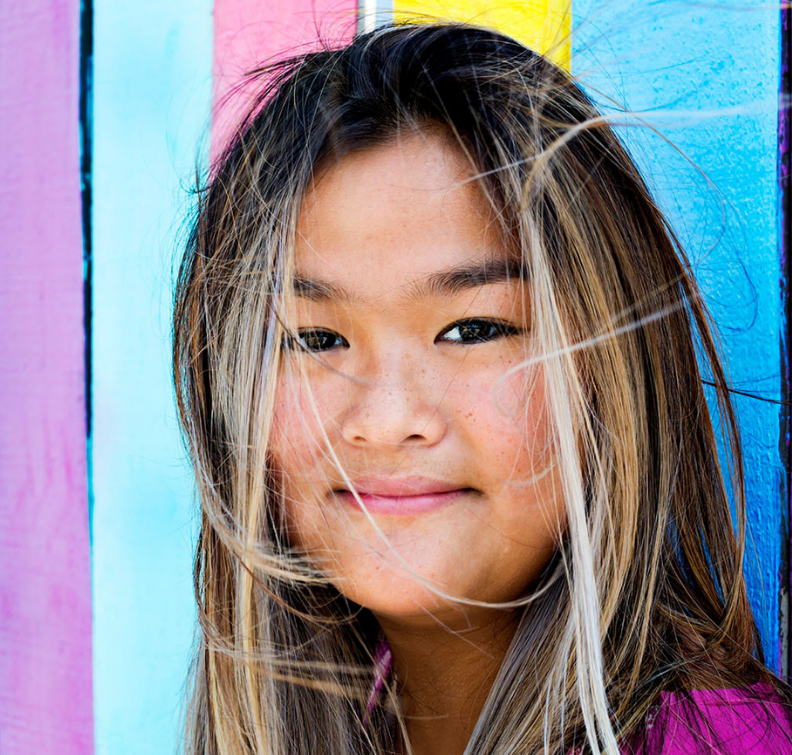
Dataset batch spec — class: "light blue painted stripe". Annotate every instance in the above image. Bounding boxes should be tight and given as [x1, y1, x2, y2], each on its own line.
[359, 0, 395, 31]
[92, 2, 213, 752]
[378, 0, 395, 19]
[573, 0, 783, 669]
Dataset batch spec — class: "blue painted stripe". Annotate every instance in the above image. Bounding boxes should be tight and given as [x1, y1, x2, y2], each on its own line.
[573, 0, 783, 670]
[92, 2, 213, 752]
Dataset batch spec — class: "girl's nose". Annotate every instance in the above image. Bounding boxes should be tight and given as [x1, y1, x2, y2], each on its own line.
[338, 362, 448, 450]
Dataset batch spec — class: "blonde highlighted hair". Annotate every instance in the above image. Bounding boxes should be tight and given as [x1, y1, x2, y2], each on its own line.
[174, 22, 787, 754]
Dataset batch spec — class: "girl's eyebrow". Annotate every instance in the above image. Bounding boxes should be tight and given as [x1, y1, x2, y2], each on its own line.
[292, 257, 525, 303]
[413, 257, 525, 299]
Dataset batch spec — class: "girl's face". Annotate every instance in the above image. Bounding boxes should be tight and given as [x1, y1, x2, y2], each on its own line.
[271, 131, 565, 628]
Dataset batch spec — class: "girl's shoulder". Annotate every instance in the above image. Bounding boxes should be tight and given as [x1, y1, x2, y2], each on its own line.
[625, 682, 792, 755]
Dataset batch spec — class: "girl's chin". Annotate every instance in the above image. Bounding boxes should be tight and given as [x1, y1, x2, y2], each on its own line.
[330, 575, 497, 628]
[331, 577, 446, 615]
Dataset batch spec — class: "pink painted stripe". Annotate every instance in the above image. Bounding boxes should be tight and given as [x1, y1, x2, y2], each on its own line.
[212, 0, 359, 157]
[0, 1, 93, 753]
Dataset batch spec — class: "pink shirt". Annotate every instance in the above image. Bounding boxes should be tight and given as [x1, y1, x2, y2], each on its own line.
[625, 684, 792, 754]
[366, 646, 792, 753]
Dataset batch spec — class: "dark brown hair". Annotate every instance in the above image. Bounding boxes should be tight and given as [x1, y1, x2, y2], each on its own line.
[174, 22, 791, 754]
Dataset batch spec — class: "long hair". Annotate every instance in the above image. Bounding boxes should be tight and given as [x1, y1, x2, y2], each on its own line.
[173, 22, 787, 754]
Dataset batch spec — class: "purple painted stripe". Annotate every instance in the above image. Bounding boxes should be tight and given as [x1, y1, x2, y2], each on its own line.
[0, 1, 94, 753]
[212, 0, 358, 156]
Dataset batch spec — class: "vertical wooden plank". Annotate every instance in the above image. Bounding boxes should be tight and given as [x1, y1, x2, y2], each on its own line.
[573, 0, 784, 669]
[212, 0, 358, 154]
[91, 2, 213, 753]
[0, 0, 94, 752]
[394, 0, 571, 69]
[780, 1, 791, 679]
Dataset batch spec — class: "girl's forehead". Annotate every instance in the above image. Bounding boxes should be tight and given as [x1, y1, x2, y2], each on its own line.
[293, 132, 509, 291]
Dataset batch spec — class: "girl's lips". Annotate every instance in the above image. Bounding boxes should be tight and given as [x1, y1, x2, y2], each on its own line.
[335, 477, 473, 516]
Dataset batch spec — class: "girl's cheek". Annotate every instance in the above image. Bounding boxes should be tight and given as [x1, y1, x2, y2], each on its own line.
[270, 371, 341, 467]
[455, 361, 551, 437]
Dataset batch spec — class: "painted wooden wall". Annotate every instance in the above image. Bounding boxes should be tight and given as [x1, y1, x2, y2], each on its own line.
[0, 1, 93, 752]
[0, 1, 787, 753]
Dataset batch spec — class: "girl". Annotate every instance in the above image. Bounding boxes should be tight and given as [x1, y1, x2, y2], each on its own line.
[173, 22, 792, 755]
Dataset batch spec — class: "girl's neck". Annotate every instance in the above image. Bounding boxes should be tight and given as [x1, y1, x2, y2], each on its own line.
[377, 608, 520, 755]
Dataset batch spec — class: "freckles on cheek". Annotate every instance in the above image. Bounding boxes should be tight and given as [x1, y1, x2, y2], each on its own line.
[271, 372, 353, 480]
[453, 368, 556, 480]
[498, 367, 553, 438]
[456, 365, 547, 427]
[271, 375, 324, 462]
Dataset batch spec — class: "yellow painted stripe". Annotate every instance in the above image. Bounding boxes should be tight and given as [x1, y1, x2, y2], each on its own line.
[393, 0, 571, 69]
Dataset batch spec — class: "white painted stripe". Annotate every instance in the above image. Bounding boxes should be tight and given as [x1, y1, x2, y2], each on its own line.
[359, 0, 394, 33]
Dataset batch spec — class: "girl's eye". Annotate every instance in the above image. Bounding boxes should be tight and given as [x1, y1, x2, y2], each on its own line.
[285, 329, 350, 353]
[436, 318, 521, 344]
